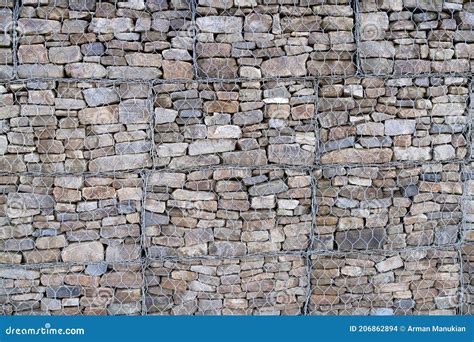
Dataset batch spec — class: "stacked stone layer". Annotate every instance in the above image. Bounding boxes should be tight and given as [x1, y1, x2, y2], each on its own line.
[0, 0, 471, 316]
[0, 262, 142, 315]
[144, 168, 312, 258]
[309, 248, 460, 315]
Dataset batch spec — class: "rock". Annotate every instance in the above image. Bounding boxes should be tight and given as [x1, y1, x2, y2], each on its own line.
[198, 58, 238, 78]
[78, 106, 118, 125]
[249, 180, 288, 196]
[244, 13, 272, 32]
[360, 12, 388, 40]
[61, 241, 104, 263]
[49, 46, 82, 64]
[155, 108, 178, 124]
[233, 110, 263, 126]
[162, 60, 193, 79]
[148, 172, 186, 188]
[17, 18, 61, 34]
[433, 145, 455, 161]
[321, 148, 393, 164]
[394, 147, 431, 161]
[89, 18, 134, 33]
[65, 63, 107, 78]
[69, 0, 96, 10]
[375, 256, 403, 272]
[46, 286, 81, 298]
[268, 144, 314, 166]
[336, 228, 386, 250]
[209, 242, 247, 256]
[360, 41, 395, 58]
[188, 139, 235, 155]
[0, 268, 39, 279]
[172, 189, 216, 201]
[431, 103, 465, 116]
[85, 263, 108, 276]
[196, 16, 243, 33]
[157, 143, 188, 157]
[83, 88, 119, 107]
[384, 120, 416, 135]
[106, 245, 140, 262]
[107, 67, 162, 79]
[119, 99, 149, 123]
[17, 65, 64, 78]
[208, 125, 241, 139]
[261, 54, 308, 77]
[89, 154, 152, 172]
[222, 150, 268, 166]
[125, 53, 162, 67]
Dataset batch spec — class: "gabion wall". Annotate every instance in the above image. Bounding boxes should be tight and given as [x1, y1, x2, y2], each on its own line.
[0, 0, 472, 316]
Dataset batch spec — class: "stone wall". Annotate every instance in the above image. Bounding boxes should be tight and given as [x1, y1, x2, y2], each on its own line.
[0, 0, 472, 316]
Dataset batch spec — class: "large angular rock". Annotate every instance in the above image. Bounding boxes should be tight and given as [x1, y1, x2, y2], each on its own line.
[65, 63, 107, 78]
[89, 18, 134, 34]
[209, 241, 246, 256]
[196, 16, 243, 33]
[375, 256, 403, 272]
[61, 241, 104, 262]
[249, 180, 288, 196]
[394, 147, 431, 161]
[188, 139, 235, 156]
[49, 46, 82, 64]
[17, 18, 61, 34]
[336, 228, 386, 251]
[360, 41, 395, 58]
[89, 154, 152, 172]
[384, 120, 416, 135]
[83, 88, 119, 107]
[268, 144, 314, 166]
[321, 148, 393, 164]
[261, 54, 308, 77]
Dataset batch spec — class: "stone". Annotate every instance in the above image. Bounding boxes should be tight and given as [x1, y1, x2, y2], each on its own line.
[336, 228, 386, 251]
[321, 149, 393, 164]
[433, 145, 455, 161]
[261, 54, 308, 77]
[17, 18, 61, 34]
[431, 103, 465, 116]
[106, 245, 140, 262]
[375, 256, 403, 272]
[360, 12, 389, 40]
[209, 242, 247, 256]
[89, 154, 152, 172]
[394, 147, 431, 161]
[83, 88, 119, 107]
[0, 268, 39, 279]
[46, 286, 81, 298]
[249, 180, 288, 196]
[65, 63, 107, 78]
[155, 108, 178, 124]
[268, 144, 314, 166]
[89, 18, 134, 34]
[85, 263, 108, 276]
[61, 241, 104, 263]
[78, 106, 118, 125]
[360, 41, 395, 58]
[188, 139, 235, 156]
[384, 120, 416, 136]
[196, 16, 243, 33]
[49, 46, 82, 64]
[162, 61, 192, 79]
[244, 13, 273, 32]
